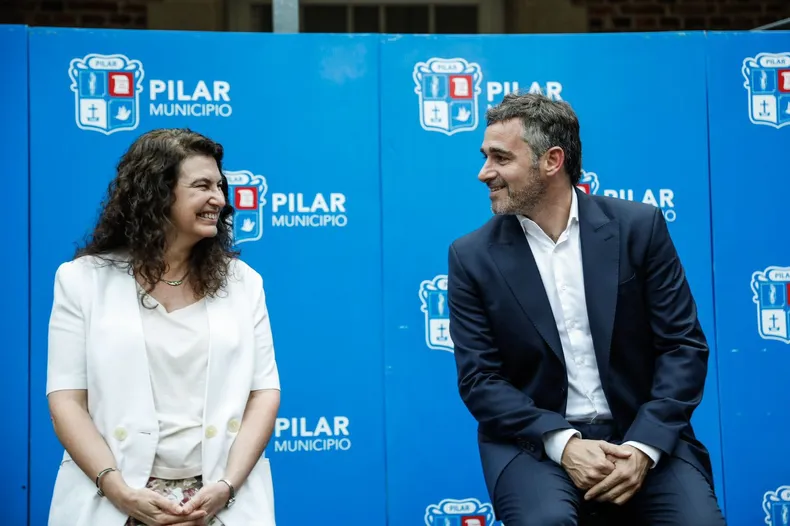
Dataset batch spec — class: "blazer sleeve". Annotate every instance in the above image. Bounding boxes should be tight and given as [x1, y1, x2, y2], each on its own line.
[46, 261, 88, 395]
[448, 243, 573, 456]
[248, 266, 281, 392]
[623, 207, 709, 456]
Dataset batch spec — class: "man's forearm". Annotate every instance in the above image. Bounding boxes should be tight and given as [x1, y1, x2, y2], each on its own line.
[624, 318, 708, 455]
[622, 440, 661, 468]
[449, 243, 573, 452]
[223, 389, 280, 489]
[459, 371, 574, 450]
[625, 206, 709, 455]
[543, 428, 580, 465]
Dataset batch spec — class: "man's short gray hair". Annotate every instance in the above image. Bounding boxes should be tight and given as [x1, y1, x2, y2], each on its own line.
[485, 92, 582, 186]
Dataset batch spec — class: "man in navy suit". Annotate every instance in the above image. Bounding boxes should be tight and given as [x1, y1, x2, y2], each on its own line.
[447, 92, 725, 525]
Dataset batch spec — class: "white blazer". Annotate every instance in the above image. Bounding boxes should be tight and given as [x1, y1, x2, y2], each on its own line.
[46, 253, 280, 526]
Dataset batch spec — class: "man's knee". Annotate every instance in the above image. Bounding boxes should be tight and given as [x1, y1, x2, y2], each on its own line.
[497, 506, 577, 526]
[665, 505, 726, 526]
[698, 515, 727, 526]
[633, 457, 726, 526]
[493, 454, 580, 526]
[684, 502, 726, 526]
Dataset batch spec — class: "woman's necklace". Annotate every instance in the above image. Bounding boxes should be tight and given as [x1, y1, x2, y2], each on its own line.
[161, 272, 189, 287]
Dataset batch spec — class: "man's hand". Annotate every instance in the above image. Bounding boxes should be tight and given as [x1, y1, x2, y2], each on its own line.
[560, 437, 633, 490]
[584, 444, 651, 505]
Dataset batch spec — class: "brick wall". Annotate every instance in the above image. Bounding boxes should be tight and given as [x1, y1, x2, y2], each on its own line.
[1, 0, 149, 29]
[1, 0, 789, 31]
[572, 0, 790, 32]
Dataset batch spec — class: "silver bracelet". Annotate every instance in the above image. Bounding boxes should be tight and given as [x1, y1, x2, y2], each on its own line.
[95, 467, 118, 497]
[217, 478, 236, 508]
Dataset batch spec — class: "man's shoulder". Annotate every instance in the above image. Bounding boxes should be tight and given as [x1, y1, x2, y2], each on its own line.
[450, 215, 508, 254]
[588, 193, 660, 229]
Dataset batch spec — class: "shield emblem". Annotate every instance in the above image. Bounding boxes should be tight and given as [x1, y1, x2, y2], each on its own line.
[69, 53, 144, 135]
[413, 58, 483, 136]
[763, 485, 790, 526]
[742, 52, 790, 129]
[418, 274, 454, 352]
[224, 169, 268, 245]
[770, 502, 790, 526]
[751, 266, 790, 343]
[424, 498, 494, 526]
[577, 169, 600, 195]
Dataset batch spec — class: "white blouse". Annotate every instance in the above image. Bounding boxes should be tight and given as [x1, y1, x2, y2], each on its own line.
[139, 294, 209, 480]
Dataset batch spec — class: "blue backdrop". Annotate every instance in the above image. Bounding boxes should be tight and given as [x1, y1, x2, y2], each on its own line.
[0, 24, 30, 526]
[4, 23, 790, 526]
[707, 30, 790, 526]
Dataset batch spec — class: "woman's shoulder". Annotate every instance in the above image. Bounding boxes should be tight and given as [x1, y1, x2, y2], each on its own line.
[227, 257, 263, 284]
[51, 254, 127, 305]
[65, 251, 129, 271]
[55, 253, 129, 288]
[56, 251, 130, 280]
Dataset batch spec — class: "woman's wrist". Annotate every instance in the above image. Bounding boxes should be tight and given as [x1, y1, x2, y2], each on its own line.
[100, 470, 132, 508]
[220, 467, 248, 491]
[216, 479, 234, 504]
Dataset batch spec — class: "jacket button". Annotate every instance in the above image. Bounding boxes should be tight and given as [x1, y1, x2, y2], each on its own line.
[227, 419, 240, 433]
[113, 427, 127, 441]
[205, 425, 217, 439]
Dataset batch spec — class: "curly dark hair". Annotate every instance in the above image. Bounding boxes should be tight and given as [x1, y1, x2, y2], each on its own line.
[76, 128, 239, 300]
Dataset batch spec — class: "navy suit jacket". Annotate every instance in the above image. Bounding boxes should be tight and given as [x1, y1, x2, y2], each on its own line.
[447, 188, 713, 500]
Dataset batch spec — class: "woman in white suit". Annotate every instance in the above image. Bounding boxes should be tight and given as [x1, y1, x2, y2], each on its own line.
[46, 128, 280, 526]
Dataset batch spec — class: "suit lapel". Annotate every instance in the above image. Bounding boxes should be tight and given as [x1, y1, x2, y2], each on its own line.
[489, 216, 565, 365]
[577, 190, 619, 382]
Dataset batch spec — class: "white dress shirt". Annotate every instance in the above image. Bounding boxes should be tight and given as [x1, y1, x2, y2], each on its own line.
[517, 189, 661, 468]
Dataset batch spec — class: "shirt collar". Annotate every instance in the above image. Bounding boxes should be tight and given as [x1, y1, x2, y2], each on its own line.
[517, 188, 578, 238]
[568, 187, 579, 225]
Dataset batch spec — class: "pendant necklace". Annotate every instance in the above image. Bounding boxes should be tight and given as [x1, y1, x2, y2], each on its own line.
[162, 272, 188, 287]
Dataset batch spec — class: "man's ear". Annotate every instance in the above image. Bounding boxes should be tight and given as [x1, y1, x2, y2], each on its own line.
[542, 146, 565, 177]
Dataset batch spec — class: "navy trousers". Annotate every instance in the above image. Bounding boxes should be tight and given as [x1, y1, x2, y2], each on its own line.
[492, 423, 726, 526]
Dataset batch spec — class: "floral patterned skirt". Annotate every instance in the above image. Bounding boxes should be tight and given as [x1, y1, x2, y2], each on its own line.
[124, 476, 225, 526]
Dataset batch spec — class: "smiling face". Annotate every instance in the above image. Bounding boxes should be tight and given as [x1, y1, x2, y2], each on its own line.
[169, 154, 226, 245]
[478, 118, 548, 217]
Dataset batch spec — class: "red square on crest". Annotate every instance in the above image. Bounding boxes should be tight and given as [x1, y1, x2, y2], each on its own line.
[577, 183, 591, 194]
[449, 75, 473, 99]
[462, 516, 486, 526]
[785, 283, 790, 305]
[778, 69, 790, 92]
[109, 72, 134, 97]
[234, 186, 258, 210]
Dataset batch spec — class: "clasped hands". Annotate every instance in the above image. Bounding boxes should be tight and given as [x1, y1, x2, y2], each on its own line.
[560, 437, 650, 506]
[105, 476, 230, 526]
